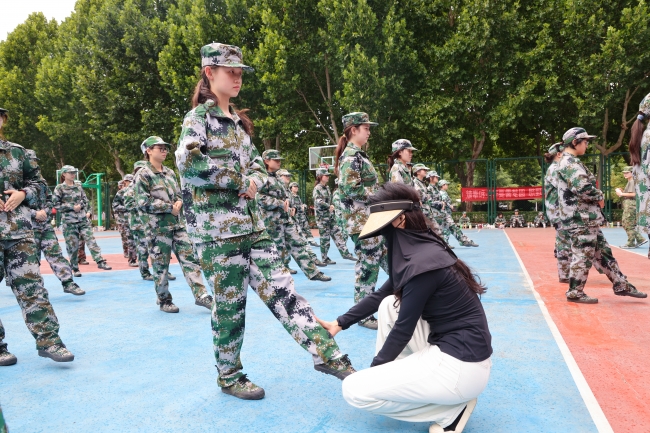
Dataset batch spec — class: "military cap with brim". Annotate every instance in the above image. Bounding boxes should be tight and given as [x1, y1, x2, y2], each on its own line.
[548, 142, 564, 155]
[141, 136, 170, 154]
[425, 170, 440, 179]
[201, 43, 254, 72]
[342, 112, 378, 129]
[134, 160, 148, 170]
[262, 149, 283, 160]
[123, 174, 134, 182]
[316, 168, 331, 177]
[25, 149, 39, 161]
[391, 139, 417, 153]
[289, 182, 299, 188]
[411, 163, 429, 173]
[60, 165, 78, 174]
[0, 108, 8, 115]
[562, 127, 596, 145]
[359, 200, 416, 240]
[622, 166, 633, 173]
[277, 169, 291, 177]
[438, 179, 449, 186]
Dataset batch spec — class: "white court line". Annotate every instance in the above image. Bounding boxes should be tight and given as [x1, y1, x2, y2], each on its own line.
[503, 231, 614, 433]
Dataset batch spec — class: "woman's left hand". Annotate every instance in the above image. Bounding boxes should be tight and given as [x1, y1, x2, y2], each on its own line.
[3, 190, 26, 212]
[315, 315, 342, 337]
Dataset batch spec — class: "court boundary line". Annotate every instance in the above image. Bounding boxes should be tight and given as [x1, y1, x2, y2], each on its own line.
[503, 231, 614, 433]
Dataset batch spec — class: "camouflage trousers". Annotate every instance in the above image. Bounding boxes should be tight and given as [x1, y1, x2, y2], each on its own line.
[132, 229, 151, 278]
[0, 238, 62, 350]
[266, 221, 320, 279]
[78, 239, 86, 262]
[148, 228, 207, 303]
[316, 212, 350, 260]
[566, 226, 629, 298]
[193, 231, 342, 387]
[118, 223, 137, 262]
[295, 212, 313, 240]
[34, 228, 73, 286]
[350, 233, 388, 308]
[62, 221, 104, 270]
[622, 200, 645, 246]
[555, 228, 571, 282]
[438, 216, 471, 245]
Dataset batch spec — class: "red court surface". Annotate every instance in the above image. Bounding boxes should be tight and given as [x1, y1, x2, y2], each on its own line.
[507, 228, 650, 433]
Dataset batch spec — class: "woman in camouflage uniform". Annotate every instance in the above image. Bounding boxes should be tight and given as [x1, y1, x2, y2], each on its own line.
[112, 175, 138, 265]
[0, 107, 74, 366]
[629, 92, 650, 256]
[288, 181, 317, 245]
[544, 142, 570, 283]
[313, 168, 355, 264]
[136, 136, 212, 313]
[52, 166, 112, 274]
[335, 112, 388, 330]
[387, 139, 416, 185]
[175, 43, 354, 400]
[438, 180, 478, 247]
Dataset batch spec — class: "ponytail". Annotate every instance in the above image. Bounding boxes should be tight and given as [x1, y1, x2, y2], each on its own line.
[387, 150, 401, 170]
[334, 125, 356, 176]
[543, 152, 555, 164]
[629, 111, 646, 166]
[191, 66, 255, 137]
[315, 174, 323, 186]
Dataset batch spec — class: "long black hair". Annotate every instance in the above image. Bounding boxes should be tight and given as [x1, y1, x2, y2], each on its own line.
[369, 182, 487, 298]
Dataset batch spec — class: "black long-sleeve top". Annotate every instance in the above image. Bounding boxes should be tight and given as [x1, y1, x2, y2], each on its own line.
[337, 226, 492, 367]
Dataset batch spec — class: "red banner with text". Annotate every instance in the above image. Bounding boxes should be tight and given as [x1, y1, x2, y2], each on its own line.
[461, 186, 543, 202]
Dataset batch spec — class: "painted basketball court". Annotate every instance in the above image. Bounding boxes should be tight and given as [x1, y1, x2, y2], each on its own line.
[1, 227, 646, 432]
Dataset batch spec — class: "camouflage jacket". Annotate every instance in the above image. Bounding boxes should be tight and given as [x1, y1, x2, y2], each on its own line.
[135, 162, 184, 232]
[175, 101, 267, 242]
[332, 188, 346, 230]
[31, 187, 54, 232]
[534, 215, 548, 225]
[413, 177, 434, 221]
[52, 181, 89, 224]
[426, 184, 446, 218]
[290, 192, 306, 215]
[338, 143, 379, 235]
[459, 216, 470, 224]
[257, 171, 289, 227]
[510, 214, 525, 225]
[0, 140, 45, 240]
[556, 153, 604, 228]
[312, 183, 332, 216]
[494, 216, 506, 225]
[544, 162, 560, 225]
[440, 190, 453, 216]
[112, 188, 128, 226]
[389, 160, 412, 185]
[122, 181, 145, 232]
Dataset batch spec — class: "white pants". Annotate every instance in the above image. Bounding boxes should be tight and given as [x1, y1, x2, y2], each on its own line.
[342, 296, 492, 427]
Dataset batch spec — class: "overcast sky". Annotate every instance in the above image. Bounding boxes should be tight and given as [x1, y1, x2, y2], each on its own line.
[1, 0, 77, 41]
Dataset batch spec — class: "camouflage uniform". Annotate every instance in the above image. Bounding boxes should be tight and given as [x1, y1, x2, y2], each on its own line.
[439, 185, 474, 246]
[337, 115, 388, 313]
[632, 93, 650, 234]
[135, 155, 208, 304]
[112, 180, 137, 263]
[0, 139, 64, 351]
[52, 173, 108, 270]
[494, 215, 507, 227]
[289, 184, 312, 239]
[533, 213, 548, 227]
[620, 173, 645, 246]
[544, 156, 570, 282]
[557, 151, 633, 298]
[458, 214, 471, 228]
[332, 187, 349, 240]
[509, 212, 525, 228]
[425, 173, 448, 224]
[312, 174, 351, 262]
[257, 165, 322, 279]
[388, 159, 412, 185]
[123, 163, 152, 278]
[176, 93, 345, 387]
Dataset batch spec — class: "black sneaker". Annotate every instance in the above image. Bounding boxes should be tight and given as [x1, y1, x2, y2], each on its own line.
[97, 261, 112, 270]
[567, 295, 598, 304]
[168, 272, 176, 281]
[38, 344, 74, 362]
[559, 278, 570, 283]
[309, 241, 319, 247]
[63, 282, 85, 296]
[314, 354, 356, 380]
[429, 398, 477, 432]
[462, 240, 479, 247]
[221, 374, 265, 400]
[128, 261, 138, 267]
[142, 274, 154, 281]
[324, 258, 336, 265]
[358, 317, 378, 330]
[79, 260, 90, 265]
[0, 347, 17, 366]
[314, 259, 327, 267]
[615, 286, 648, 298]
[72, 269, 82, 277]
[637, 239, 648, 247]
[159, 300, 179, 313]
[195, 294, 214, 310]
[620, 244, 635, 249]
[342, 253, 356, 261]
[287, 268, 298, 275]
[310, 273, 331, 282]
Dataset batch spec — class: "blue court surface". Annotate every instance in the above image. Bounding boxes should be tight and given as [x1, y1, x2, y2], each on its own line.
[1, 229, 601, 432]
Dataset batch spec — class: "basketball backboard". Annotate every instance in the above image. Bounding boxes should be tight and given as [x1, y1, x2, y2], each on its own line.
[309, 145, 337, 170]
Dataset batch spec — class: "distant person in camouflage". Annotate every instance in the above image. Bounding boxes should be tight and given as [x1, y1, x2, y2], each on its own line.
[288, 181, 318, 246]
[175, 43, 355, 400]
[258, 152, 330, 280]
[458, 211, 471, 228]
[616, 166, 647, 248]
[332, 179, 351, 246]
[387, 139, 416, 185]
[438, 180, 478, 247]
[25, 150, 84, 296]
[411, 164, 443, 235]
[425, 170, 448, 224]
[628, 92, 650, 257]
[112, 175, 138, 265]
[509, 209, 525, 228]
[335, 112, 391, 330]
[312, 168, 355, 263]
[494, 213, 506, 228]
[136, 136, 212, 313]
[533, 211, 548, 228]
[52, 165, 112, 274]
[0, 107, 74, 365]
[557, 127, 646, 303]
[544, 142, 570, 283]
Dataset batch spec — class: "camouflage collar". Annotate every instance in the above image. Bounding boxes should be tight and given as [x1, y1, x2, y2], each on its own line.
[0, 139, 10, 150]
[146, 160, 167, 174]
[345, 142, 367, 156]
[394, 159, 408, 167]
[205, 101, 242, 125]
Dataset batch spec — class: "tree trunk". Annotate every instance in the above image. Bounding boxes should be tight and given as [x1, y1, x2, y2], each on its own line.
[112, 149, 125, 178]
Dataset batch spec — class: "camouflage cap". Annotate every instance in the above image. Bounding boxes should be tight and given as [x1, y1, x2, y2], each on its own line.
[118, 180, 124, 187]
[60, 165, 78, 174]
[438, 179, 449, 186]
[548, 142, 564, 155]
[462, 211, 467, 215]
[134, 160, 147, 170]
[201, 43, 254, 72]
[622, 166, 633, 173]
[562, 127, 596, 145]
[514, 208, 519, 212]
[123, 174, 134, 182]
[391, 139, 417, 153]
[316, 168, 330, 177]
[342, 112, 378, 129]
[639, 93, 650, 117]
[262, 149, 283, 160]
[425, 170, 440, 179]
[411, 163, 429, 174]
[289, 182, 299, 188]
[0, 107, 7, 115]
[24, 149, 39, 161]
[140, 136, 170, 154]
[277, 169, 291, 177]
